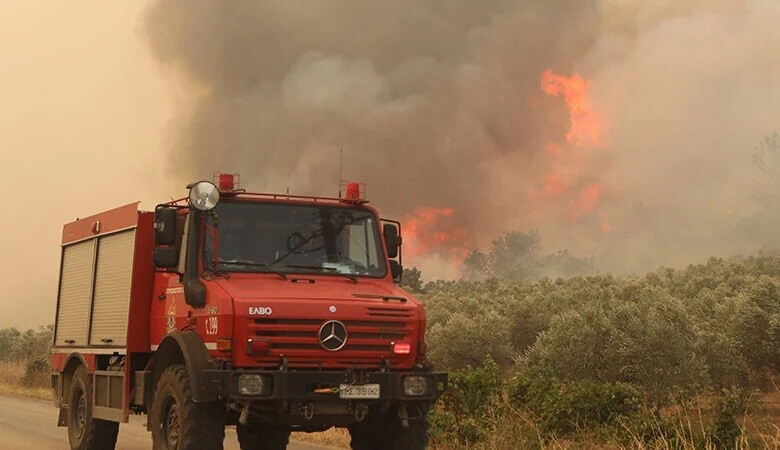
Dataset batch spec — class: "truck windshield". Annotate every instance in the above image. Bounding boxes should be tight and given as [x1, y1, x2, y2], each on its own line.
[203, 201, 387, 278]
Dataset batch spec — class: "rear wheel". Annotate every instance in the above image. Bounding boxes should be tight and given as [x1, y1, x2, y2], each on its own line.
[67, 366, 119, 450]
[348, 406, 428, 450]
[150, 364, 226, 450]
[236, 422, 290, 450]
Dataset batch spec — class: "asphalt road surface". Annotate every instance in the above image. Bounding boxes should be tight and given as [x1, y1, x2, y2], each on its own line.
[0, 394, 333, 450]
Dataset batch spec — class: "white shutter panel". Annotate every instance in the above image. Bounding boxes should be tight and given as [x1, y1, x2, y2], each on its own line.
[55, 240, 95, 346]
[89, 230, 136, 346]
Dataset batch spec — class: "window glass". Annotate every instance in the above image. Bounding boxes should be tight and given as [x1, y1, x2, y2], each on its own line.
[203, 201, 386, 277]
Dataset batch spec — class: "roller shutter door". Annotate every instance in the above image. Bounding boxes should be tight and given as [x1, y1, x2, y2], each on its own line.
[89, 230, 136, 346]
[55, 240, 95, 346]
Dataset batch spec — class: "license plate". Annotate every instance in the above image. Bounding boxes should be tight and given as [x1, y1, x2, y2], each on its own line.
[339, 384, 380, 399]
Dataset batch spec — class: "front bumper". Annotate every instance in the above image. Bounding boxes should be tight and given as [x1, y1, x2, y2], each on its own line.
[200, 369, 448, 403]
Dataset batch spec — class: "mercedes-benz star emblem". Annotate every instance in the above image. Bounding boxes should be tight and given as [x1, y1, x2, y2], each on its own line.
[318, 320, 348, 351]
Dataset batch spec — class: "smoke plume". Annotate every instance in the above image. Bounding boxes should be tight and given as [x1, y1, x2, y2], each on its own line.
[144, 0, 780, 277]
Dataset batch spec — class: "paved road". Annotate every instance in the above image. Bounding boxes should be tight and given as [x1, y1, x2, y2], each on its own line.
[0, 395, 331, 450]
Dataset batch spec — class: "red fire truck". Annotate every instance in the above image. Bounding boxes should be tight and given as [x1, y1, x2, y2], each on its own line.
[50, 174, 446, 450]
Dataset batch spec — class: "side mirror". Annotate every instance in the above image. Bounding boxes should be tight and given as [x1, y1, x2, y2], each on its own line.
[183, 212, 206, 308]
[153, 247, 179, 268]
[155, 207, 178, 246]
[383, 223, 401, 259]
[390, 260, 403, 283]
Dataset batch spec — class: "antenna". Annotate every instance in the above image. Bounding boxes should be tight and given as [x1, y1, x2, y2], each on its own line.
[338, 148, 344, 197]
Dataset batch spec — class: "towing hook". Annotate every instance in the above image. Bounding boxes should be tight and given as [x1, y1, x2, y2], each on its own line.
[239, 402, 251, 425]
[397, 404, 423, 425]
[302, 403, 314, 420]
[398, 406, 409, 428]
[354, 404, 368, 422]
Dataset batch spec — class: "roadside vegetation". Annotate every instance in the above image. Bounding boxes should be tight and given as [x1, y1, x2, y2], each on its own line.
[4, 241, 779, 448]
[402, 232, 780, 449]
[0, 325, 52, 400]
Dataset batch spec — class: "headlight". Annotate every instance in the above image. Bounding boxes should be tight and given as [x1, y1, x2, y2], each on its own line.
[188, 181, 220, 211]
[238, 374, 264, 395]
[402, 376, 428, 396]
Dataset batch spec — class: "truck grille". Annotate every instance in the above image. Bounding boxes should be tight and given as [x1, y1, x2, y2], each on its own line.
[247, 306, 414, 366]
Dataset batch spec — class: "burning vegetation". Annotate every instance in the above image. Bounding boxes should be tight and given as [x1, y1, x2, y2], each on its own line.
[404, 68, 611, 275]
[402, 207, 471, 263]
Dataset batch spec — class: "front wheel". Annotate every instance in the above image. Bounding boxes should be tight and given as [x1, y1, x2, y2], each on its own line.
[67, 366, 119, 450]
[348, 406, 429, 450]
[236, 422, 290, 450]
[150, 364, 226, 450]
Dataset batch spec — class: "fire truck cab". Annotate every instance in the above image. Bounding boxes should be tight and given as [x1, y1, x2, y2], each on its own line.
[50, 175, 447, 450]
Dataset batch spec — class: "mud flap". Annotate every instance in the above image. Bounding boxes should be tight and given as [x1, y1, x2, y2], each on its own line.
[57, 406, 67, 427]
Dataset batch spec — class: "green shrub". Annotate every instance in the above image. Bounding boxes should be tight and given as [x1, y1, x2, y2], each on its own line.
[430, 356, 503, 445]
[709, 387, 751, 449]
[735, 277, 780, 378]
[21, 356, 49, 388]
[520, 285, 707, 400]
[416, 251, 780, 448]
[0, 325, 52, 363]
[0, 325, 53, 389]
[508, 366, 641, 436]
[426, 310, 515, 369]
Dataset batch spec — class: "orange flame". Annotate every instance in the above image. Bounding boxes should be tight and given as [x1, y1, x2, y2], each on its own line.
[600, 212, 612, 234]
[402, 207, 470, 262]
[526, 70, 612, 236]
[541, 70, 604, 148]
[568, 183, 602, 220]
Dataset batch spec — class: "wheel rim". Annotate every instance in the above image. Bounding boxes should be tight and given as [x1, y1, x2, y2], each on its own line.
[162, 396, 181, 449]
[71, 386, 87, 440]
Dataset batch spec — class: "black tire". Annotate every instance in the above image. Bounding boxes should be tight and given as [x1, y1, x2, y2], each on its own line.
[348, 407, 429, 450]
[67, 366, 119, 450]
[236, 422, 290, 450]
[150, 364, 226, 450]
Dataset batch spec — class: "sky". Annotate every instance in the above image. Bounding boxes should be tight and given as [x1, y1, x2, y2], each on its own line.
[1, 1, 173, 328]
[2, 1, 780, 329]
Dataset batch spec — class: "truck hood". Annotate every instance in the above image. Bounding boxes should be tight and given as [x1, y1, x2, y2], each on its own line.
[210, 274, 415, 303]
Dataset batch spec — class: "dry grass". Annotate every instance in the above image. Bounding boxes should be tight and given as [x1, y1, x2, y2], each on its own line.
[291, 427, 350, 449]
[0, 361, 25, 384]
[277, 387, 780, 450]
[0, 361, 50, 400]
[423, 381, 780, 450]
[425, 391, 780, 450]
[427, 411, 779, 450]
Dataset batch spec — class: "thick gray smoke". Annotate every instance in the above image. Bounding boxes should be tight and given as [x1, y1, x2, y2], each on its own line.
[144, 0, 780, 278]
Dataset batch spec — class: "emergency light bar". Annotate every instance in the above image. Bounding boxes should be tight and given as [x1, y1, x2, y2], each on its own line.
[214, 172, 240, 192]
[340, 181, 367, 203]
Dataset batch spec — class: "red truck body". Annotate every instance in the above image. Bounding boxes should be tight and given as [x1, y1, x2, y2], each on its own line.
[50, 180, 445, 450]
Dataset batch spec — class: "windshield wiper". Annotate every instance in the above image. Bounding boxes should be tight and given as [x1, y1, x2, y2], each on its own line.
[283, 264, 358, 284]
[266, 230, 324, 269]
[216, 259, 288, 280]
[267, 215, 367, 269]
